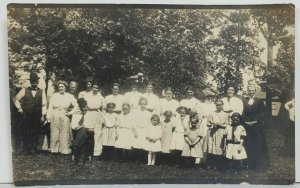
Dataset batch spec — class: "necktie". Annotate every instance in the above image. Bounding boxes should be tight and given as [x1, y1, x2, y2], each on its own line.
[78, 114, 85, 126]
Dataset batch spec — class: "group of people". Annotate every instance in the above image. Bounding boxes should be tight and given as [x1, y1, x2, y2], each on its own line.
[10, 72, 271, 173]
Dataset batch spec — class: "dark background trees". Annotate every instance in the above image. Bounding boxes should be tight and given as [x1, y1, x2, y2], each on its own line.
[8, 5, 295, 109]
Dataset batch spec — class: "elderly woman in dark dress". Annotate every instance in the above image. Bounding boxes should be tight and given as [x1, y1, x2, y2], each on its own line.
[242, 84, 270, 171]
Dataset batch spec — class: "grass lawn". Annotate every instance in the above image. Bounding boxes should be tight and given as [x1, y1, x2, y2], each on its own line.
[12, 126, 294, 186]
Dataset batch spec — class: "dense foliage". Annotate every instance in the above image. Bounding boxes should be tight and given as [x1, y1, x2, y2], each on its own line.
[8, 5, 294, 101]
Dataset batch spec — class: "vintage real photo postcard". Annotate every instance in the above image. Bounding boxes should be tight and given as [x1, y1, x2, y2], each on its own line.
[7, 3, 295, 185]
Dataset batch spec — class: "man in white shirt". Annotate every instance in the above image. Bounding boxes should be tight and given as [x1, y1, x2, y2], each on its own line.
[71, 98, 95, 165]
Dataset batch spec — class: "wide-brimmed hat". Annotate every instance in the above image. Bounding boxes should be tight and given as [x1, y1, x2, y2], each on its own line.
[29, 72, 39, 82]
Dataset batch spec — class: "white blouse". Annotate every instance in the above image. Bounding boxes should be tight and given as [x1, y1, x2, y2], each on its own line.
[141, 92, 160, 114]
[180, 97, 200, 111]
[84, 92, 104, 110]
[104, 94, 125, 111]
[221, 96, 243, 115]
[160, 98, 180, 116]
[47, 92, 78, 119]
[124, 91, 142, 110]
[78, 90, 91, 99]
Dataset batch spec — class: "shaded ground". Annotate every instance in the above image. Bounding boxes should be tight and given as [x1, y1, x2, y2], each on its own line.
[12, 126, 294, 186]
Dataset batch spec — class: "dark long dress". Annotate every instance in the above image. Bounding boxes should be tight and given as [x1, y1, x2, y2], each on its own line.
[242, 97, 270, 170]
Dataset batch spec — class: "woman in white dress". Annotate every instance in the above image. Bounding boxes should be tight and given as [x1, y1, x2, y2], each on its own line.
[78, 79, 93, 99]
[221, 84, 243, 116]
[47, 81, 78, 154]
[141, 83, 160, 114]
[160, 87, 180, 116]
[124, 83, 142, 110]
[83, 82, 105, 157]
[180, 86, 200, 112]
[104, 83, 125, 113]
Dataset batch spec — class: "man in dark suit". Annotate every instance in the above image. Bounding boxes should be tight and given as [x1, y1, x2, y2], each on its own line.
[242, 84, 270, 171]
[14, 72, 47, 155]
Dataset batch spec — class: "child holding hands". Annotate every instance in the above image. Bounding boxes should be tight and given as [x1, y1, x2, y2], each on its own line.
[181, 112, 204, 166]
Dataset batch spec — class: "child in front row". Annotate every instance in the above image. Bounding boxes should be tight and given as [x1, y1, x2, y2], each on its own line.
[205, 99, 228, 170]
[115, 103, 135, 161]
[224, 112, 247, 173]
[102, 103, 119, 160]
[145, 114, 162, 165]
[160, 110, 176, 165]
[181, 112, 204, 166]
[132, 97, 152, 163]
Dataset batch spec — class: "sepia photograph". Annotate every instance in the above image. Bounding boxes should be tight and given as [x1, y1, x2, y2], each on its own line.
[7, 3, 295, 185]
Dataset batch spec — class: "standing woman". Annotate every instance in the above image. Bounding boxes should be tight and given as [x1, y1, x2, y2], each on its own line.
[242, 84, 270, 171]
[47, 81, 78, 154]
[180, 86, 200, 112]
[160, 87, 180, 116]
[221, 84, 243, 116]
[124, 83, 142, 110]
[78, 79, 93, 99]
[83, 82, 105, 158]
[104, 83, 125, 114]
[142, 82, 160, 114]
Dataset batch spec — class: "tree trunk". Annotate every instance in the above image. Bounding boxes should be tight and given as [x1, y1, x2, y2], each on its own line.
[266, 42, 273, 126]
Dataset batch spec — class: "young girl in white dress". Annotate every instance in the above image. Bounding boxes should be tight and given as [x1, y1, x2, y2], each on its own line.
[145, 114, 162, 165]
[115, 103, 135, 161]
[102, 103, 119, 160]
[132, 97, 152, 163]
[160, 110, 176, 165]
[224, 112, 247, 173]
[170, 106, 189, 165]
[181, 112, 205, 166]
[205, 99, 228, 170]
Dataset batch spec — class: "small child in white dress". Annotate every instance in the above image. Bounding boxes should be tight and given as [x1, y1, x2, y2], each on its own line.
[115, 103, 135, 161]
[224, 112, 247, 173]
[102, 103, 119, 160]
[145, 114, 162, 165]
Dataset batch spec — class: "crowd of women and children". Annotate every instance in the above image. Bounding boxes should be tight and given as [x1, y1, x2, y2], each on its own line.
[10, 72, 275, 173]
